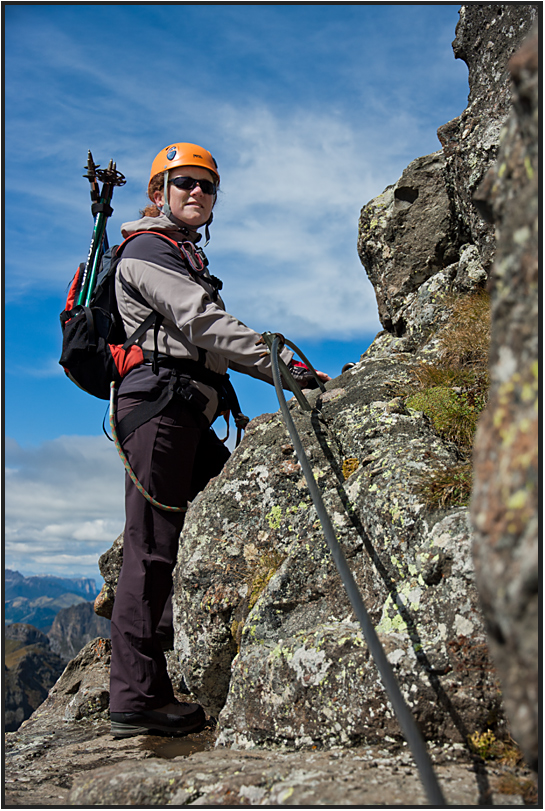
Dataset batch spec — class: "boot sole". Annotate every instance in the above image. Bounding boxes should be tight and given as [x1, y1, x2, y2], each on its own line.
[110, 721, 151, 738]
[110, 719, 206, 739]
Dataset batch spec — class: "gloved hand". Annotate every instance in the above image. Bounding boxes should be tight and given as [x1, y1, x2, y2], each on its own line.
[288, 360, 330, 389]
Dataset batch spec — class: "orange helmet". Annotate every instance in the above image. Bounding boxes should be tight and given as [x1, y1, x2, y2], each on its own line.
[149, 142, 219, 184]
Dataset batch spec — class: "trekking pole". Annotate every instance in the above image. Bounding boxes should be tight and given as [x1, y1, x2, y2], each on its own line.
[77, 151, 125, 307]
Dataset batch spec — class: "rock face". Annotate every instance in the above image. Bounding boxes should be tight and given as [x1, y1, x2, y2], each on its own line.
[48, 601, 111, 662]
[437, 3, 539, 266]
[470, 25, 539, 771]
[357, 151, 461, 336]
[5, 623, 65, 732]
[173, 370, 503, 748]
[168, 4, 539, 755]
[357, 151, 488, 347]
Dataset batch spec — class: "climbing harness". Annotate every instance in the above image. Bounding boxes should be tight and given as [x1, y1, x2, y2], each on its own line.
[108, 359, 248, 512]
[260, 331, 447, 807]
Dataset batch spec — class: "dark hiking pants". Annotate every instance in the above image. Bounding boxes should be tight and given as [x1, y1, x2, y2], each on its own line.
[109, 392, 229, 713]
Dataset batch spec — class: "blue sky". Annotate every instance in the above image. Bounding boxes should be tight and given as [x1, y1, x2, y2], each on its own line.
[4, 3, 469, 584]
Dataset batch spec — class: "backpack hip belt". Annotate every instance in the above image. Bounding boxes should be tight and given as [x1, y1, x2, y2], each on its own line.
[115, 353, 249, 446]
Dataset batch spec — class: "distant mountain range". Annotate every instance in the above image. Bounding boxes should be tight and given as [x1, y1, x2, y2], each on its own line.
[48, 601, 110, 661]
[5, 570, 100, 631]
[5, 623, 66, 732]
[5, 569, 98, 600]
[5, 573, 110, 731]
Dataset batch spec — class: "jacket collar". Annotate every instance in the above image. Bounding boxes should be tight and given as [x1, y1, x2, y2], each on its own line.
[121, 213, 201, 243]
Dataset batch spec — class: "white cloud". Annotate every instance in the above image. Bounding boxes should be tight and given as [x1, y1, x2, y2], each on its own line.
[7, 97, 392, 337]
[6, 6, 456, 338]
[5, 436, 125, 582]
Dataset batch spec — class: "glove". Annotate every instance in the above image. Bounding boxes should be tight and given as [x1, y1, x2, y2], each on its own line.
[288, 360, 320, 389]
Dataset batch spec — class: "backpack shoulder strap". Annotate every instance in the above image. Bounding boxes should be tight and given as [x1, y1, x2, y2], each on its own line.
[115, 230, 210, 371]
[114, 230, 184, 259]
[111, 234, 170, 370]
[116, 230, 208, 278]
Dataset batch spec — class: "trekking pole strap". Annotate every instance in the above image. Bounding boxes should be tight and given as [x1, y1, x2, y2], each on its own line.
[91, 201, 114, 217]
[267, 334, 446, 807]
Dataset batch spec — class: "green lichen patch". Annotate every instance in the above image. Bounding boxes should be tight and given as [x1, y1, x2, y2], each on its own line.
[247, 551, 286, 612]
[266, 505, 283, 529]
[230, 549, 288, 650]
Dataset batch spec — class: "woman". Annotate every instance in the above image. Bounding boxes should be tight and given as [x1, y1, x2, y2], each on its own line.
[109, 142, 329, 738]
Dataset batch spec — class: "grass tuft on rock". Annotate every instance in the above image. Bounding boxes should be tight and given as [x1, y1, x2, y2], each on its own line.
[407, 387, 481, 448]
[438, 289, 491, 368]
[416, 461, 473, 508]
[467, 731, 536, 802]
[404, 291, 491, 508]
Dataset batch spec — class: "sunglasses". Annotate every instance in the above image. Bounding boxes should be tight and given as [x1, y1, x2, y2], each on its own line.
[168, 176, 217, 195]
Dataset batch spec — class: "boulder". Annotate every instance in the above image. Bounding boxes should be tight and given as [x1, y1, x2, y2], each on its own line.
[30, 637, 112, 724]
[173, 359, 504, 748]
[94, 531, 124, 619]
[357, 151, 460, 336]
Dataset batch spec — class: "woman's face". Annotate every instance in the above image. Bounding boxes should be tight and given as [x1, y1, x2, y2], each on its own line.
[153, 165, 216, 228]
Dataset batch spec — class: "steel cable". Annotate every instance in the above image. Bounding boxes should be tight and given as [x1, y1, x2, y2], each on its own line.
[267, 334, 446, 806]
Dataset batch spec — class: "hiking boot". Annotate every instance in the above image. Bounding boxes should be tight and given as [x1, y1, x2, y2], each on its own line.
[110, 702, 206, 738]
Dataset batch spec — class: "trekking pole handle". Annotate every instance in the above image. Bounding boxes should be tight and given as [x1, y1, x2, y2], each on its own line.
[83, 150, 100, 204]
[77, 155, 126, 307]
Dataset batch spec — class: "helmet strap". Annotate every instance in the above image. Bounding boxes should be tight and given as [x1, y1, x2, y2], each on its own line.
[162, 171, 171, 218]
[160, 169, 211, 244]
[204, 212, 213, 246]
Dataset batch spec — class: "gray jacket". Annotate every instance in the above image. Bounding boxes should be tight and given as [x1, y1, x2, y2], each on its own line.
[115, 214, 293, 422]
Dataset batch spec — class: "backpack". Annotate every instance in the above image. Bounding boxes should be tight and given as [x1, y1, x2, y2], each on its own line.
[59, 233, 176, 400]
[59, 231, 249, 442]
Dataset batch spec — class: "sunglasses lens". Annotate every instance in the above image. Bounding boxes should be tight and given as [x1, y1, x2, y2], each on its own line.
[171, 177, 216, 195]
[171, 177, 195, 191]
[200, 180, 217, 194]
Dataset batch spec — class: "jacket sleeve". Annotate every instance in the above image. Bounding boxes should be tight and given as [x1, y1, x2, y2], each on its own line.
[118, 235, 293, 382]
